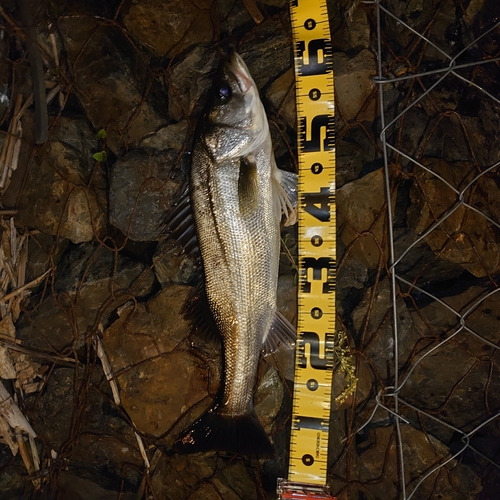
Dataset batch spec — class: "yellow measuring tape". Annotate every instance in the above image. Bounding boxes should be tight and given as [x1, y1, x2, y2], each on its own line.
[287, 0, 336, 489]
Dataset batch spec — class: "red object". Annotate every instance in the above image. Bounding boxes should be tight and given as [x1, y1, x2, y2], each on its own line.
[277, 479, 337, 500]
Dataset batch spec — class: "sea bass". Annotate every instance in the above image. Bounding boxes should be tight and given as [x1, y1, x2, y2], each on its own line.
[171, 52, 297, 456]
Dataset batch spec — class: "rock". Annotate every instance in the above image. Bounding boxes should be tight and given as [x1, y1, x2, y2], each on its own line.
[255, 365, 284, 433]
[167, 46, 219, 122]
[140, 120, 189, 151]
[15, 115, 107, 243]
[103, 285, 194, 372]
[122, 0, 215, 58]
[338, 168, 396, 269]
[58, 17, 166, 155]
[25, 233, 69, 284]
[150, 454, 258, 499]
[0, 446, 33, 500]
[153, 243, 202, 286]
[331, 424, 482, 499]
[17, 243, 155, 351]
[0, 26, 10, 123]
[407, 158, 500, 278]
[238, 19, 292, 90]
[352, 278, 413, 376]
[265, 69, 296, 129]
[57, 471, 137, 500]
[334, 49, 377, 123]
[109, 150, 186, 241]
[118, 351, 210, 438]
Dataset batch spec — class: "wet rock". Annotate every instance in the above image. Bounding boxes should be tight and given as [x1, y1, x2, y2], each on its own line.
[338, 168, 395, 269]
[15, 116, 107, 243]
[103, 285, 194, 372]
[167, 46, 219, 122]
[407, 158, 500, 278]
[109, 150, 186, 241]
[122, 0, 215, 58]
[17, 243, 155, 351]
[334, 49, 377, 123]
[58, 17, 166, 155]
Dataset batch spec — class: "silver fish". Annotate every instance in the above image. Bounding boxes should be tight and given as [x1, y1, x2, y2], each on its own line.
[172, 52, 296, 456]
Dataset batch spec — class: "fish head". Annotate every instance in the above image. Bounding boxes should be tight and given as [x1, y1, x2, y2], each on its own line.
[202, 51, 269, 160]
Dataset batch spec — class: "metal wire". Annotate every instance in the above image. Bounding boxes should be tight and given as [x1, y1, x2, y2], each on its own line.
[365, 1, 500, 497]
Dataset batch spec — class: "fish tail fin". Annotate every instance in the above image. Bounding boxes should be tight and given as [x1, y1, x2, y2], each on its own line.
[173, 406, 274, 457]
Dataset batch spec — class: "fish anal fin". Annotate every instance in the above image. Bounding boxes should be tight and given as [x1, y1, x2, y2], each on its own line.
[173, 407, 274, 457]
[263, 311, 296, 355]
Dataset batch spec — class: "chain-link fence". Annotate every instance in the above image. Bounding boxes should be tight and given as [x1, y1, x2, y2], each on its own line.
[329, 1, 500, 498]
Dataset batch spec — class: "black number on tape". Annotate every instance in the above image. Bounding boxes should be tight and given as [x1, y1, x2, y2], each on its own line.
[298, 331, 334, 370]
[296, 39, 332, 76]
[301, 256, 335, 293]
[300, 115, 335, 152]
[303, 187, 331, 222]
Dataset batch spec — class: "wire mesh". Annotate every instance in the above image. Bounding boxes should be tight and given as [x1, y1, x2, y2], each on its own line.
[333, 0, 500, 498]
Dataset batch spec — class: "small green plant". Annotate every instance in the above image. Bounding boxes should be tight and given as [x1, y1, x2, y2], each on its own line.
[92, 151, 106, 162]
[96, 129, 107, 139]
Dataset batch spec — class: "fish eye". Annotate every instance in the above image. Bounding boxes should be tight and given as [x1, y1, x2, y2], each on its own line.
[216, 82, 232, 103]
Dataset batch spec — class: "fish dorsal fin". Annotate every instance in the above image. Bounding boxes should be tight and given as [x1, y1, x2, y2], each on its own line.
[163, 188, 200, 257]
[238, 156, 259, 216]
[271, 158, 298, 226]
[262, 311, 296, 355]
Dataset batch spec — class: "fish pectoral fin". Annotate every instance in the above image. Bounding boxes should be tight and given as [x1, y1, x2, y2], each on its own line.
[262, 311, 296, 355]
[271, 162, 298, 226]
[163, 187, 200, 257]
[238, 156, 259, 216]
[173, 406, 274, 457]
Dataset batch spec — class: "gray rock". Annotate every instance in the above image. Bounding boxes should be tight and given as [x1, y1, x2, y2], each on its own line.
[334, 49, 377, 123]
[122, 0, 215, 58]
[167, 46, 219, 122]
[109, 150, 186, 241]
[58, 17, 167, 155]
[15, 115, 107, 243]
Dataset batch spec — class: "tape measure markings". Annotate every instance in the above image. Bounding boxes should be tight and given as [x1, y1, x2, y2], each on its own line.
[288, 0, 336, 487]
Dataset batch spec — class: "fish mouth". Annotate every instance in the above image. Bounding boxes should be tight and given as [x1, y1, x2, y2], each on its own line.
[225, 51, 254, 94]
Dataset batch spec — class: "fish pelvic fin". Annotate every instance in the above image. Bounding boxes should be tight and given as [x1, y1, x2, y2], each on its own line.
[263, 310, 296, 355]
[173, 406, 274, 458]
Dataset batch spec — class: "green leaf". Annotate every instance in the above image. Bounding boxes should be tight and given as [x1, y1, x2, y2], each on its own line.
[93, 151, 106, 161]
[96, 129, 107, 139]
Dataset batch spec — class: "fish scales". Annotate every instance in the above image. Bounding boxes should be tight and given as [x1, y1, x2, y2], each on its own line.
[173, 52, 296, 456]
